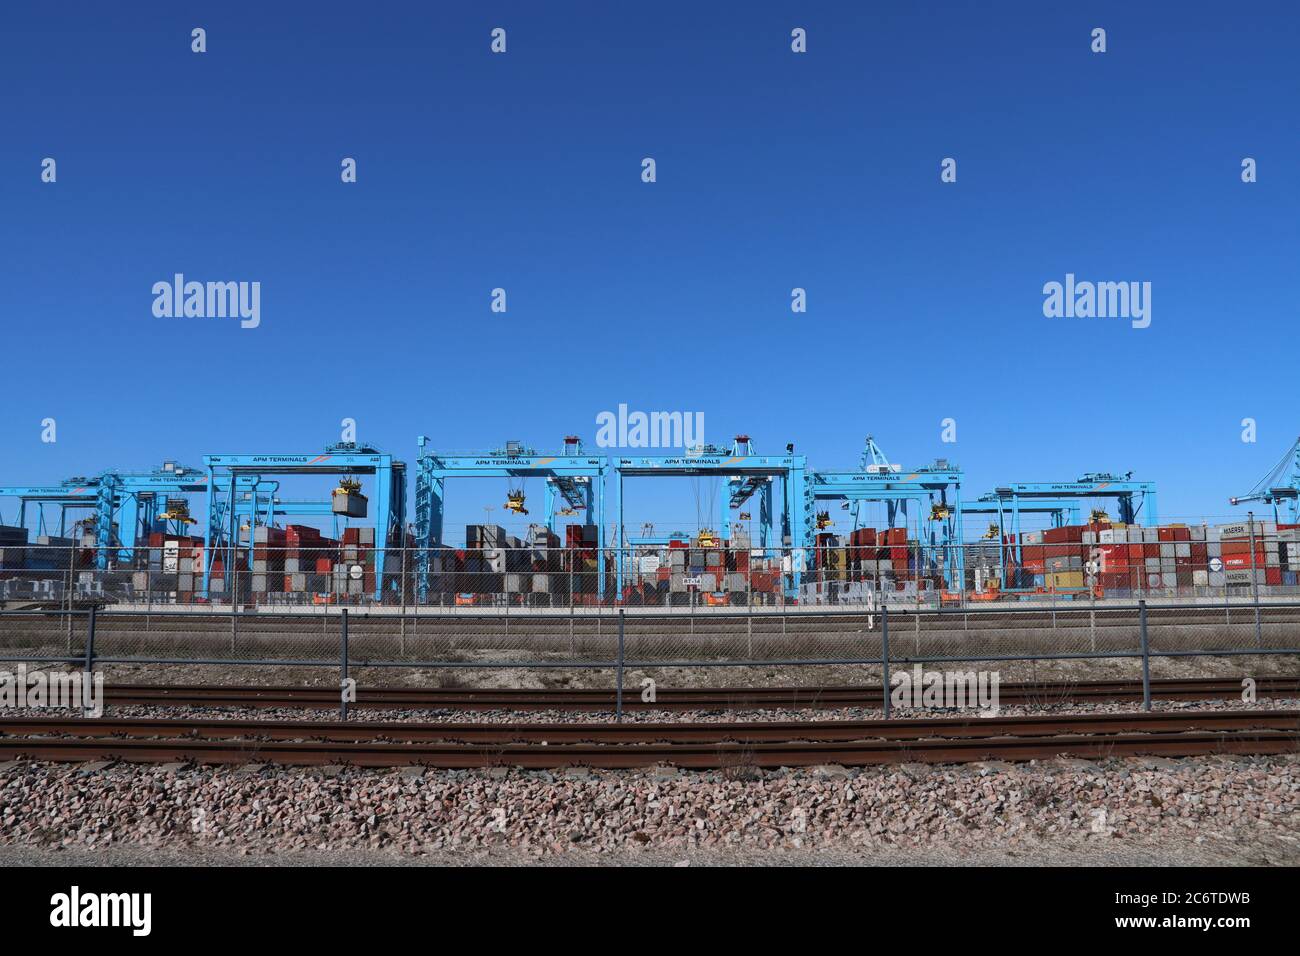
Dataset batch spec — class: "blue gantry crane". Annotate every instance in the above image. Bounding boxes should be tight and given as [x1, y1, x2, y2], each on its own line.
[613, 436, 808, 596]
[974, 472, 1156, 588]
[962, 494, 1079, 531]
[807, 436, 964, 588]
[413, 435, 608, 602]
[1230, 437, 1300, 524]
[982, 473, 1157, 538]
[201, 442, 406, 602]
[0, 477, 102, 539]
[92, 462, 270, 566]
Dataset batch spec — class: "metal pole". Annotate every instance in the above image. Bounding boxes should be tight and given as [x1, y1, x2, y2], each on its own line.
[340, 607, 349, 721]
[1089, 583, 1096, 653]
[1248, 512, 1262, 647]
[615, 607, 625, 722]
[65, 543, 73, 639]
[230, 540, 239, 651]
[84, 605, 97, 677]
[881, 604, 891, 719]
[1138, 599, 1151, 712]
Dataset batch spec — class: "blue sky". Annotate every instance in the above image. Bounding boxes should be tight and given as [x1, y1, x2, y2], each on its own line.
[2, 1, 1297, 541]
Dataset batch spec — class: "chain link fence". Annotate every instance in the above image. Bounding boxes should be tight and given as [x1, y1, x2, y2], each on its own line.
[3, 600, 1298, 671]
[4, 540, 1300, 613]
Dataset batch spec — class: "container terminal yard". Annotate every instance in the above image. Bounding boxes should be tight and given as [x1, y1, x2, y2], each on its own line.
[2, 433, 1299, 612]
[4, 0, 1297, 933]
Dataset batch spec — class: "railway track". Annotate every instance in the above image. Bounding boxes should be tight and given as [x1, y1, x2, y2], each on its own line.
[2, 710, 1296, 768]
[101, 676, 1300, 711]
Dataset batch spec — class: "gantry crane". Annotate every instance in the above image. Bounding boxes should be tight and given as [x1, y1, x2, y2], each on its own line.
[1230, 437, 1300, 524]
[201, 442, 405, 602]
[613, 436, 807, 597]
[414, 435, 607, 602]
[807, 436, 964, 588]
[0, 477, 102, 539]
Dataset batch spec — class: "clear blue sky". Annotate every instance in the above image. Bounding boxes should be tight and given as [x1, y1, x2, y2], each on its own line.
[2, 1, 1297, 541]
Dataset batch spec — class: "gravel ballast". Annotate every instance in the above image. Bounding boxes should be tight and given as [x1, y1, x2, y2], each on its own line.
[2, 752, 1296, 865]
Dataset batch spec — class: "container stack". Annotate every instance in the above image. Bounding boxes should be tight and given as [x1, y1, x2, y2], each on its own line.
[138, 533, 206, 599]
[27, 536, 80, 571]
[333, 526, 376, 597]
[251, 526, 286, 596]
[0, 525, 27, 570]
[565, 524, 600, 605]
[1216, 520, 1277, 588]
[525, 524, 561, 600]
[283, 524, 334, 594]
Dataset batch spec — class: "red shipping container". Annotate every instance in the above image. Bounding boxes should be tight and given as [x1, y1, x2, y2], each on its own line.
[1099, 544, 1129, 568]
[1221, 539, 1254, 556]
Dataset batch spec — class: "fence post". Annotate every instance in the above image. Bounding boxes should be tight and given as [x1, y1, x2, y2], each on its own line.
[881, 604, 891, 719]
[1089, 584, 1097, 653]
[230, 548, 239, 652]
[1248, 512, 1262, 647]
[615, 608, 625, 723]
[84, 605, 97, 677]
[340, 607, 350, 721]
[1138, 599, 1151, 712]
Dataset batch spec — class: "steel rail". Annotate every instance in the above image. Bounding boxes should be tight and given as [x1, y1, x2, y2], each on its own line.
[2, 710, 1295, 745]
[97, 677, 1300, 711]
[1, 729, 1296, 768]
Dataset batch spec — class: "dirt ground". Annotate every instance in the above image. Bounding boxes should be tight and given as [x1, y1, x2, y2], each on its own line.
[89, 650, 1299, 692]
